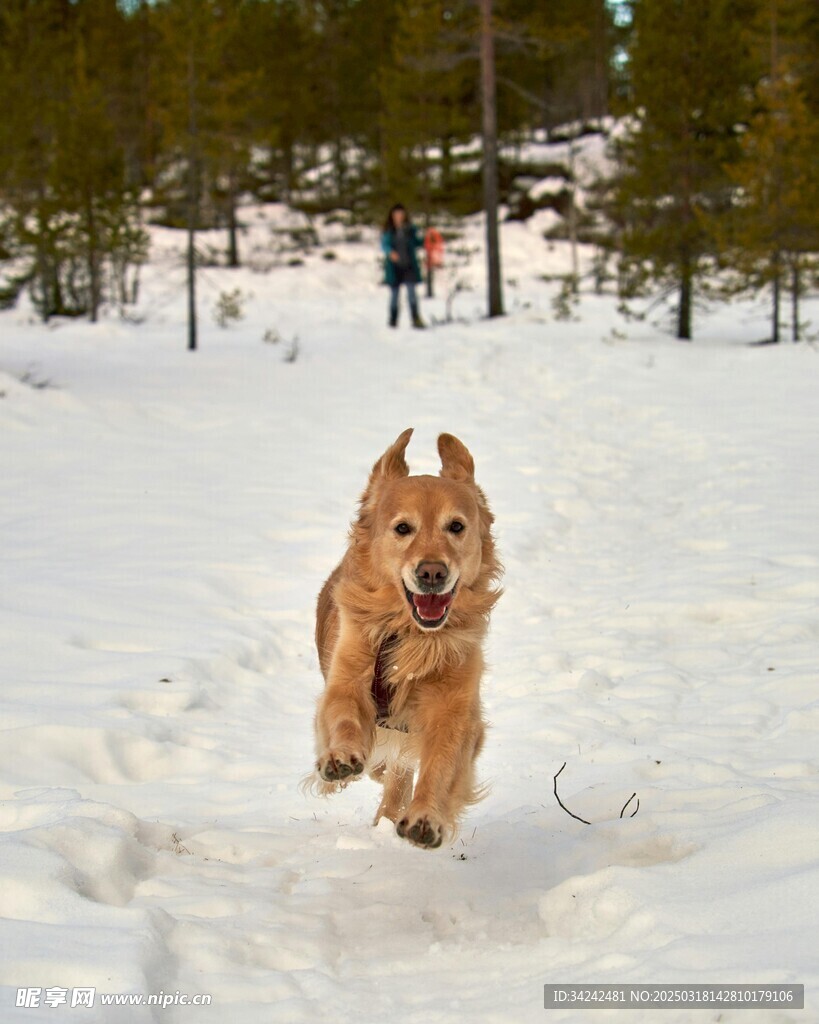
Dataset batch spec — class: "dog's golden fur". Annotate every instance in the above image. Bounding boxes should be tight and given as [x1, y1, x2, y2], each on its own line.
[310, 428, 502, 849]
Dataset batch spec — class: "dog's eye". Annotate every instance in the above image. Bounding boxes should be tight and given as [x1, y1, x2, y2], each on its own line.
[448, 520, 465, 534]
[394, 522, 412, 536]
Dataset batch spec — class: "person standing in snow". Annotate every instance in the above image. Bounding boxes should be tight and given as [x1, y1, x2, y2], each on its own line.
[381, 203, 425, 329]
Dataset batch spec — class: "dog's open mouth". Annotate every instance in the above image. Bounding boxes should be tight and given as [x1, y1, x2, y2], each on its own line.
[403, 583, 456, 629]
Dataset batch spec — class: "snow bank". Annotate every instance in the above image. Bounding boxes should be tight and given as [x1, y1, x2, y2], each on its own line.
[1, 211, 817, 1022]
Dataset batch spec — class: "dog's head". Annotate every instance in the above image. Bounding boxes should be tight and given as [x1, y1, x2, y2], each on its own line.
[354, 428, 498, 632]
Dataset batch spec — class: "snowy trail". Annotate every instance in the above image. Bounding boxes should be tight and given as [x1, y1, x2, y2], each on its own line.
[1, 218, 818, 1023]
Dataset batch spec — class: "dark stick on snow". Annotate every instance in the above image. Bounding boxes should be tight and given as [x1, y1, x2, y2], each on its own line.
[553, 762, 592, 825]
[553, 762, 640, 824]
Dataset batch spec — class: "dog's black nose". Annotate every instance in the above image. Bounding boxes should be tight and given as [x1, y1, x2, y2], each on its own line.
[416, 561, 448, 587]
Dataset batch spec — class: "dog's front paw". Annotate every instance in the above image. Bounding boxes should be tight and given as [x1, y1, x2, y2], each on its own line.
[396, 808, 444, 849]
[316, 749, 366, 783]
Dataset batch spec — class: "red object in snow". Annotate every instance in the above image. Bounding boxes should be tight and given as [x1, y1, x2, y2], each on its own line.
[423, 227, 445, 269]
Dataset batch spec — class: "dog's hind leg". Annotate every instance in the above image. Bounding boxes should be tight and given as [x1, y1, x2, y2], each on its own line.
[373, 766, 414, 825]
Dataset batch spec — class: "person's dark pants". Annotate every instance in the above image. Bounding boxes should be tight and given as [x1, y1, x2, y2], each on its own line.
[389, 277, 419, 325]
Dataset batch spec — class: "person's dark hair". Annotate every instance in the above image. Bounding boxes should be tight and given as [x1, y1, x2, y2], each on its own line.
[384, 203, 410, 232]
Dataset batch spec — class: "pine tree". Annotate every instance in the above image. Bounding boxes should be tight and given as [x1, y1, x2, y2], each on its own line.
[0, 0, 147, 320]
[720, 0, 819, 341]
[0, 0, 70, 317]
[306, 1, 353, 201]
[610, 0, 755, 340]
[724, 76, 819, 341]
[499, 0, 614, 131]
[56, 33, 123, 321]
[241, 0, 312, 200]
[154, 0, 247, 346]
[380, 0, 477, 214]
[379, 0, 504, 312]
[204, 0, 258, 267]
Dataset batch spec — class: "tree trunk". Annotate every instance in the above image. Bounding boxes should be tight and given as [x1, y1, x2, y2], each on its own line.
[187, 195, 198, 352]
[280, 131, 295, 202]
[568, 133, 579, 291]
[85, 193, 100, 323]
[227, 166, 239, 268]
[677, 257, 692, 340]
[592, 0, 608, 119]
[137, 0, 155, 185]
[478, 0, 503, 318]
[441, 135, 452, 195]
[34, 194, 53, 322]
[771, 250, 780, 343]
[186, 37, 198, 352]
[35, 238, 50, 324]
[334, 137, 345, 202]
[791, 259, 800, 342]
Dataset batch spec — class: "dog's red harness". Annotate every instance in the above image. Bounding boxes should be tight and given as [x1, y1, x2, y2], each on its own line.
[372, 634, 407, 731]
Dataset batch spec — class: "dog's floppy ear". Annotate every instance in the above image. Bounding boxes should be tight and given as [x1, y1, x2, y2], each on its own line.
[438, 433, 474, 482]
[369, 427, 413, 486]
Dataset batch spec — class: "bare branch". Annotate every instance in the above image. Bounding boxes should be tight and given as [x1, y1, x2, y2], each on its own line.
[497, 75, 548, 112]
[553, 762, 641, 824]
[553, 762, 592, 825]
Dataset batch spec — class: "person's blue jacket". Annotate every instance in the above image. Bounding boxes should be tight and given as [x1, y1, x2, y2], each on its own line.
[381, 225, 423, 286]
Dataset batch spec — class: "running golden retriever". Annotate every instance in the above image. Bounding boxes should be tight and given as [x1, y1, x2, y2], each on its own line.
[310, 428, 502, 849]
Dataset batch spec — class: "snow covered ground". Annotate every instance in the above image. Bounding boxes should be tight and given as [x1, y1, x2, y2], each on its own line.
[1, 209, 818, 1023]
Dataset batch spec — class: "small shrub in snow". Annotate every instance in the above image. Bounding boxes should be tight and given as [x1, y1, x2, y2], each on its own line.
[263, 326, 299, 362]
[170, 832, 191, 856]
[283, 334, 300, 363]
[591, 248, 612, 294]
[552, 275, 580, 321]
[441, 243, 478, 322]
[213, 288, 245, 328]
[288, 226, 319, 249]
[199, 244, 224, 268]
[445, 280, 471, 323]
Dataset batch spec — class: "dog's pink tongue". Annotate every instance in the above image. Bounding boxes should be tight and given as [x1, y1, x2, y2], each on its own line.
[413, 592, 452, 621]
